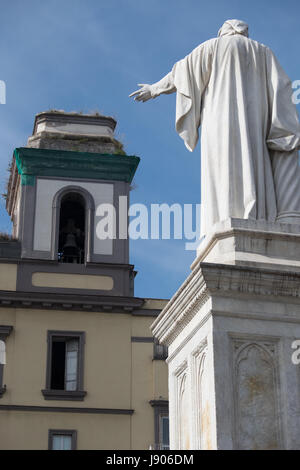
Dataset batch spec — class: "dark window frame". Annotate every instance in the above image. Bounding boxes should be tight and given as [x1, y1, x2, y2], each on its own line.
[0, 326, 13, 398]
[150, 399, 169, 450]
[42, 330, 86, 401]
[0, 363, 5, 398]
[48, 429, 77, 450]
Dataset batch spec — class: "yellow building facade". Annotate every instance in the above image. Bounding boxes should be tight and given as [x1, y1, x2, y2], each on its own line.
[0, 111, 169, 450]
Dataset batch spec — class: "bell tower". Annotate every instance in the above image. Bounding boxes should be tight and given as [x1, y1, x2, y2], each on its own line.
[0, 110, 169, 450]
[6, 111, 140, 297]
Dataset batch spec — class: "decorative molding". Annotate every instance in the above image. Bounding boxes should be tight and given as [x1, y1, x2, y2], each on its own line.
[0, 325, 13, 340]
[149, 400, 169, 409]
[191, 218, 300, 270]
[132, 309, 161, 317]
[16, 258, 136, 298]
[174, 360, 188, 379]
[212, 309, 300, 325]
[191, 339, 208, 449]
[151, 262, 209, 347]
[131, 336, 154, 343]
[191, 338, 208, 358]
[6, 158, 19, 216]
[0, 404, 134, 415]
[33, 112, 117, 135]
[42, 390, 87, 401]
[166, 313, 211, 364]
[13, 147, 140, 185]
[0, 290, 145, 314]
[200, 263, 300, 299]
[178, 369, 189, 450]
[152, 262, 300, 346]
[172, 360, 188, 450]
[0, 241, 21, 259]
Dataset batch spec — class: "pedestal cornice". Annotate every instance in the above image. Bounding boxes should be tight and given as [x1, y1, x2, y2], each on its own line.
[151, 261, 300, 346]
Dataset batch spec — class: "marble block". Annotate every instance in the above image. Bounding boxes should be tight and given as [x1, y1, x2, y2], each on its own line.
[152, 218, 300, 450]
[194, 218, 300, 272]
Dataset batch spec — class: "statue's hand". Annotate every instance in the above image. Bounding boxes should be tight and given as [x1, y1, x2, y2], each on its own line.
[129, 84, 153, 102]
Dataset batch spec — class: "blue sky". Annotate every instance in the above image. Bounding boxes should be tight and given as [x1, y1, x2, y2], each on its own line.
[0, 0, 299, 299]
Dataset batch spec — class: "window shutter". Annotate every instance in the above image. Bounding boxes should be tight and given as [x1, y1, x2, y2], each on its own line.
[0, 340, 5, 365]
[65, 338, 79, 391]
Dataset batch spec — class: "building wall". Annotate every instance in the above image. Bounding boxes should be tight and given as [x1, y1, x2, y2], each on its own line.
[1, 115, 168, 450]
[0, 263, 17, 291]
[0, 412, 131, 450]
[0, 299, 168, 449]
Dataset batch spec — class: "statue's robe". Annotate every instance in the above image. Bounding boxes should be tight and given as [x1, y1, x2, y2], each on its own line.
[152, 34, 300, 236]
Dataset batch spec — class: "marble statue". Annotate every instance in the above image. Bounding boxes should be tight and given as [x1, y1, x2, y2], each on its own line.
[130, 19, 300, 236]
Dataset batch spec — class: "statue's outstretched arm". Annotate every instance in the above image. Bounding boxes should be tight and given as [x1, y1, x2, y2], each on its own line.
[129, 72, 176, 102]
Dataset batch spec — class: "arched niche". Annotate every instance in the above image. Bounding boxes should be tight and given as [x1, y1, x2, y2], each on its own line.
[51, 186, 95, 263]
[234, 342, 281, 450]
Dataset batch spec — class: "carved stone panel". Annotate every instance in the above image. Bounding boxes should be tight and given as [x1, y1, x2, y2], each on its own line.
[174, 361, 191, 449]
[192, 339, 212, 449]
[232, 337, 282, 450]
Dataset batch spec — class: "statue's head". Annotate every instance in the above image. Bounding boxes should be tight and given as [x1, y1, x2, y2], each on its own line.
[218, 19, 249, 38]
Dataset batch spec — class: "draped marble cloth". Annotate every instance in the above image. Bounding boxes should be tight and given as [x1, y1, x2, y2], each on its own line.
[151, 20, 300, 236]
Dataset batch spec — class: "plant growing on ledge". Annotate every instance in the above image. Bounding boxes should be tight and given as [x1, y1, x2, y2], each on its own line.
[0, 232, 17, 242]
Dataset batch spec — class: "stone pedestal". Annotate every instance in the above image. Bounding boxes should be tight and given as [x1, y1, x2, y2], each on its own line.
[151, 219, 300, 450]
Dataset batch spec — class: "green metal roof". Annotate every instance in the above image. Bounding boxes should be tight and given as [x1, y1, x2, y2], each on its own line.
[14, 147, 140, 185]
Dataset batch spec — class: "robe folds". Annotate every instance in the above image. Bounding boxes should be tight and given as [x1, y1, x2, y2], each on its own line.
[151, 34, 300, 236]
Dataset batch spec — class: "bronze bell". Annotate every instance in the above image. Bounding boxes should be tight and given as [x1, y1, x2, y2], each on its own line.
[63, 232, 77, 250]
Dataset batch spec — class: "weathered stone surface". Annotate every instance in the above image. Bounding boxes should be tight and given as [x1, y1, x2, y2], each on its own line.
[0, 241, 21, 258]
[194, 218, 300, 272]
[27, 132, 121, 154]
[233, 340, 281, 450]
[26, 111, 124, 154]
[152, 219, 300, 450]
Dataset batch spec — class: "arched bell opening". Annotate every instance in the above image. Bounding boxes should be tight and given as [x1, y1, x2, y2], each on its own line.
[58, 192, 85, 264]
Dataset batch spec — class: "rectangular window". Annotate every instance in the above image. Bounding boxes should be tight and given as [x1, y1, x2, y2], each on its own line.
[0, 363, 4, 397]
[150, 400, 169, 450]
[0, 341, 5, 395]
[49, 430, 77, 450]
[0, 326, 13, 398]
[50, 337, 79, 391]
[159, 415, 170, 450]
[42, 331, 86, 401]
